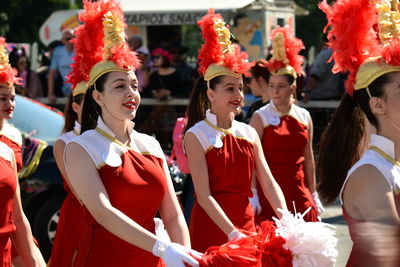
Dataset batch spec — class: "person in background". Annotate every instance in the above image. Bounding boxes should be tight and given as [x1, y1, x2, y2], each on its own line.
[0, 36, 46, 267]
[134, 46, 152, 93]
[184, 9, 287, 253]
[245, 60, 270, 122]
[128, 35, 143, 52]
[170, 114, 194, 223]
[141, 48, 184, 149]
[170, 44, 196, 98]
[15, 55, 43, 98]
[61, 1, 200, 266]
[47, 30, 74, 104]
[303, 36, 343, 102]
[318, 0, 400, 265]
[49, 81, 86, 266]
[250, 26, 322, 224]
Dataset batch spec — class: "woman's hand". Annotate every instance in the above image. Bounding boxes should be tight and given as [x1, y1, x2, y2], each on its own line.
[152, 239, 202, 267]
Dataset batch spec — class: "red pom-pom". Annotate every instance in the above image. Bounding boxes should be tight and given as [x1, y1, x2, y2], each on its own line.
[199, 235, 261, 267]
[197, 9, 251, 77]
[319, 0, 380, 95]
[258, 220, 293, 267]
[265, 26, 304, 76]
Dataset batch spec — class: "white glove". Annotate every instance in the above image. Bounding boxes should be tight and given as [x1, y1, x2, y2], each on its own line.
[228, 228, 247, 242]
[312, 191, 325, 215]
[248, 188, 262, 215]
[154, 218, 171, 243]
[152, 239, 201, 267]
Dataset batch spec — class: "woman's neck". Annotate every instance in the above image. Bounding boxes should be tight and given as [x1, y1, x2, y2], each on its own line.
[0, 119, 4, 131]
[377, 119, 400, 161]
[209, 108, 234, 129]
[274, 100, 292, 114]
[261, 94, 270, 103]
[101, 113, 131, 145]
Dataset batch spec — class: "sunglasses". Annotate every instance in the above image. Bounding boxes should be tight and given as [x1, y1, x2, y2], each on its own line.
[153, 55, 162, 59]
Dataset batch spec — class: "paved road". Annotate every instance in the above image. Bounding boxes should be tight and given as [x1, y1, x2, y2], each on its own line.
[320, 205, 352, 267]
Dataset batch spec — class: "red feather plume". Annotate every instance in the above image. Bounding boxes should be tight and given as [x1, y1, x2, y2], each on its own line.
[67, 0, 140, 89]
[0, 37, 21, 86]
[319, 0, 380, 95]
[265, 26, 304, 75]
[197, 9, 250, 77]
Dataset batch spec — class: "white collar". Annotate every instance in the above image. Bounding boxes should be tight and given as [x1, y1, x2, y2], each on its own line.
[73, 121, 81, 135]
[205, 109, 218, 125]
[370, 134, 396, 158]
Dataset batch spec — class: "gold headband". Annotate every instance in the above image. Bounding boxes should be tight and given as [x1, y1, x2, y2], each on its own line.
[88, 60, 131, 86]
[72, 81, 88, 96]
[204, 64, 241, 82]
[270, 66, 297, 80]
[354, 60, 400, 90]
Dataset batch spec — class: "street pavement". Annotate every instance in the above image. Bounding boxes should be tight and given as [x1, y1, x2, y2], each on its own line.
[320, 205, 352, 267]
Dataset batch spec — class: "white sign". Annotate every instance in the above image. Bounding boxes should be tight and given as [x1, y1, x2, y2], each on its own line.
[39, 10, 80, 46]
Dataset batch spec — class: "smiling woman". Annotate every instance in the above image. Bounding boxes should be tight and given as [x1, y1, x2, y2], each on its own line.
[58, 1, 200, 266]
[183, 9, 287, 253]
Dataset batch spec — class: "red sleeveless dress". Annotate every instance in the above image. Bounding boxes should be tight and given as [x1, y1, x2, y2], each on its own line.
[0, 143, 17, 267]
[71, 118, 166, 267]
[187, 110, 257, 253]
[49, 122, 85, 267]
[254, 103, 318, 223]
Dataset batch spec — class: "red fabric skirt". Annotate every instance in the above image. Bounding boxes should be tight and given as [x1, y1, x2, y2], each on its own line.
[49, 193, 85, 266]
[73, 213, 164, 267]
[190, 195, 256, 253]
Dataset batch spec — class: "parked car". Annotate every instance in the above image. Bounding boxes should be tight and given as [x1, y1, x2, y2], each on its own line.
[9, 95, 64, 260]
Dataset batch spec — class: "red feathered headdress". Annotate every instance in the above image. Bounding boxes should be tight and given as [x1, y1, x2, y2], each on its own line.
[0, 37, 21, 86]
[320, 0, 400, 95]
[197, 9, 251, 81]
[265, 26, 304, 80]
[68, 0, 140, 88]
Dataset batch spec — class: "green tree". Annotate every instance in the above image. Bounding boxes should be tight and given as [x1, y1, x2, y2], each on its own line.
[1, 0, 82, 44]
[295, 0, 331, 54]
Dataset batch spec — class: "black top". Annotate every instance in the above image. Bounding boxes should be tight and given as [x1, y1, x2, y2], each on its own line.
[245, 99, 269, 122]
[146, 70, 184, 98]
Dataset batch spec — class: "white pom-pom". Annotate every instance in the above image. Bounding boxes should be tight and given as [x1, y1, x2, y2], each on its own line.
[273, 208, 338, 267]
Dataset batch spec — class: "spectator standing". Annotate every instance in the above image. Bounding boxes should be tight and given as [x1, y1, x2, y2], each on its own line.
[47, 30, 74, 104]
[141, 48, 184, 149]
[303, 45, 343, 101]
[15, 55, 43, 98]
[170, 44, 196, 98]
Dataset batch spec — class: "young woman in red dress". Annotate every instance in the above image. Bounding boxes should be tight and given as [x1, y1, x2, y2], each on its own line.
[61, 1, 200, 266]
[318, 0, 400, 265]
[0, 37, 45, 267]
[49, 82, 86, 266]
[184, 9, 287, 253]
[249, 26, 322, 223]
